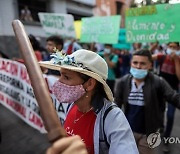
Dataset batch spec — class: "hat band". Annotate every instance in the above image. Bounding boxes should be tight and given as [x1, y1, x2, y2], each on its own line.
[51, 53, 91, 70]
[51, 51, 106, 81]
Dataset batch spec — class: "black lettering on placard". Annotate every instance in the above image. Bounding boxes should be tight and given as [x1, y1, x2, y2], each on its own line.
[11, 78, 24, 90]
[31, 101, 40, 114]
[19, 94, 40, 114]
[25, 96, 31, 107]
[0, 83, 5, 91]
[0, 83, 21, 102]
[21, 96, 38, 113]
[5, 88, 20, 102]
[0, 73, 24, 90]
[26, 86, 35, 98]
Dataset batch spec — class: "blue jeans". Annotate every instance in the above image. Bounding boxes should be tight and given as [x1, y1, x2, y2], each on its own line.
[164, 103, 176, 138]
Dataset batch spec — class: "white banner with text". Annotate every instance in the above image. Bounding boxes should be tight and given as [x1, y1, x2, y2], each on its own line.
[0, 58, 68, 133]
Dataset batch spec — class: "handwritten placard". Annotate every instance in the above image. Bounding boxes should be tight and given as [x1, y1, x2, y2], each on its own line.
[125, 4, 180, 43]
[80, 15, 121, 44]
[38, 13, 76, 38]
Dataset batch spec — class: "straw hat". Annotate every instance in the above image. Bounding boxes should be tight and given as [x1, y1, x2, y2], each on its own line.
[39, 49, 113, 102]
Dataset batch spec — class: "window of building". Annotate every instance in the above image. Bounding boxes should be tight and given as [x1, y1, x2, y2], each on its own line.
[18, 0, 48, 22]
[116, 2, 123, 14]
[67, 12, 92, 20]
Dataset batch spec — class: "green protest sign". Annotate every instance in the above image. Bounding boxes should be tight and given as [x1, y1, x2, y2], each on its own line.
[113, 29, 131, 50]
[126, 4, 180, 43]
[38, 13, 76, 38]
[80, 15, 121, 44]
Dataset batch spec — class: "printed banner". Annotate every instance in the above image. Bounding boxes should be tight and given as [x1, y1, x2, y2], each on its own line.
[38, 13, 76, 38]
[0, 58, 68, 133]
[80, 15, 121, 44]
[126, 3, 180, 43]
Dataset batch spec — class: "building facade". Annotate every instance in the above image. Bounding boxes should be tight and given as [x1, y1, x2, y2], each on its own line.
[0, 0, 95, 58]
[94, 0, 130, 27]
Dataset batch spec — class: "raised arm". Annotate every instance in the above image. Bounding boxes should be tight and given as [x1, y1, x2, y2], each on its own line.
[173, 55, 180, 80]
[152, 54, 158, 61]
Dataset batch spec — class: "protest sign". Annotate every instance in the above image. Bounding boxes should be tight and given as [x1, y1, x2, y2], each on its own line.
[80, 15, 121, 44]
[38, 13, 76, 38]
[113, 28, 131, 50]
[126, 3, 180, 43]
[0, 58, 68, 133]
[74, 20, 82, 39]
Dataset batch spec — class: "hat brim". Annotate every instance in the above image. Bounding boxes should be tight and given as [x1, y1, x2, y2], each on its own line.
[39, 61, 114, 102]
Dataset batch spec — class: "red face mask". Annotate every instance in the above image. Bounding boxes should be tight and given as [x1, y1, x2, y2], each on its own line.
[52, 81, 86, 103]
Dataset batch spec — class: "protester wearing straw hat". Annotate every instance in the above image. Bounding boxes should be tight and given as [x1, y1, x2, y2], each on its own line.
[39, 49, 138, 154]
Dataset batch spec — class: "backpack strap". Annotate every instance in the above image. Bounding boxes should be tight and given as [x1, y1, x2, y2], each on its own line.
[103, 104, 117, 148]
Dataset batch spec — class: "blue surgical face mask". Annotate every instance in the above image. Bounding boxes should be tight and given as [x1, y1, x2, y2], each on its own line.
[166, 48, 179, 55]
[104, 48, 111, 54]
[175, 50, 180, 56]
[130, 67, 148, 79]
[166, 48, 172, 55]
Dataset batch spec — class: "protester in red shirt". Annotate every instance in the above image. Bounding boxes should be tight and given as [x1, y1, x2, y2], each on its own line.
[39, 49, 138, 154]
[152, 42, 180, 152]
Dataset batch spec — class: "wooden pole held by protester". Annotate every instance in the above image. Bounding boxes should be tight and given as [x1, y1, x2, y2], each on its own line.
[12, 20, 67, 142]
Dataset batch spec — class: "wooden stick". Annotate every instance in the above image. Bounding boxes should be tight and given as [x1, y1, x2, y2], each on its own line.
[12, 20, 67, 142]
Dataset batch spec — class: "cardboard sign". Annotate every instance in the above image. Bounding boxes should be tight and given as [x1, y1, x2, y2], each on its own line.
[38, 13, 76, 38]
[126, 4, 180, 43]
[80, 15, 121, 44]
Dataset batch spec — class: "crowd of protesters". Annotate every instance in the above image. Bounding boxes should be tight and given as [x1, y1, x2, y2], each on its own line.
[1, 33, 180, 154]
[37, 35, 179, 154]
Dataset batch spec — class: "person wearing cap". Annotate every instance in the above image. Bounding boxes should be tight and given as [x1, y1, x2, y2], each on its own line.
[114, 49, 180, 154]
[39, 49, 138, 154]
